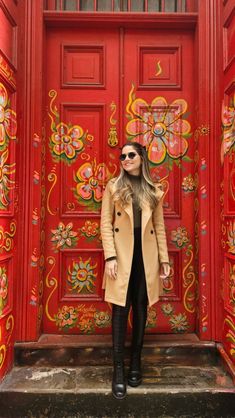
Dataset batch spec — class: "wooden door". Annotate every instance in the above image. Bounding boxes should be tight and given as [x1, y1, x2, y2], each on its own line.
[43, 25, 196, 335]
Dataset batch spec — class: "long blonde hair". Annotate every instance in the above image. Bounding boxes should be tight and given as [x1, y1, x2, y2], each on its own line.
[112, 142, 159, 210]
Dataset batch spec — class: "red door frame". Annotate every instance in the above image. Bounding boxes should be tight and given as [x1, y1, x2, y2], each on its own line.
[16, 1, 223, 345]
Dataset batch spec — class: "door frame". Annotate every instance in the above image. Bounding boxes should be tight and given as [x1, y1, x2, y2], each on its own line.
[16, 0, 222, 344]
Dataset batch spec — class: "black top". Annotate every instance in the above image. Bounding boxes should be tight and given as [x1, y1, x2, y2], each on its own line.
[127, 173, 142, 229]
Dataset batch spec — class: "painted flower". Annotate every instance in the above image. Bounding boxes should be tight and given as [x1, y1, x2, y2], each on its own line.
[182, 174, 195, 192]
[169, 312, 189, 333]
[94, 311, 111, 328]
[0, 83, 17, 150]
[227, 221, 235, 254]
[221, 99, 235, 163]
[78, 318, 94, 334]
[51, 222, 78, 250]
[67, 257, 97, 294]
[0, 148, 15, 209]
[0, 267, 8, 315]
[51, 122, 85, 161]
[74, 159, 112, 204]
[161, 303, 174, 316]
[171, 226, 189, 248]
[55, 305, 78, 329]
[199, 125, 210, 136]
[80, 220, 100, 238]
[126, 94, 191, 165]
[146, 307, 157, 328]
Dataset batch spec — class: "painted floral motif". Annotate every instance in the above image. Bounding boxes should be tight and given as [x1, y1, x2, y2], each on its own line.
[80, 220, 100, 240]
[229, 263, 235, 308]
[78, 318, 94, 334]
[171, 226, 189, 248]
[67, 258, 97, 294]
[74, 159, 114, 208]
[126, 85, 191, 166]
[169, 312, 189, 333]
[161, 303, 174, 316]
[94, 311, 111, 328]
[225, 316, 235, 358]
[51, 123, 85, 160]
[0, 221, 16, 253]
[48, 89, 93, 165]
[0, 82, 17, 150]
[51, 222, 78, 251]
[227, 220, 235, 254]
[161, 303, 189, 333]
[182, 174, 196, 192]
[221, 95, 235, 163]
[0, 148, 15, 210]
[0, 267, 8, 316]
[146, 307, 157, 328]
[55, 306, 78, 330]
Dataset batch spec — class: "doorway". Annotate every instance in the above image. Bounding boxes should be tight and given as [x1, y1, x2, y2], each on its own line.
[43, 25, 196, 335]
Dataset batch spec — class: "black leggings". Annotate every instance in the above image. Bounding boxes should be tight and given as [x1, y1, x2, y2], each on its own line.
[112, 227, 148, 354]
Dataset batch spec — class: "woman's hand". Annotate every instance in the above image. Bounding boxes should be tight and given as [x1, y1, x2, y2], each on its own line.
[160, 262, 170, 279]
[105, 259, 118, 280]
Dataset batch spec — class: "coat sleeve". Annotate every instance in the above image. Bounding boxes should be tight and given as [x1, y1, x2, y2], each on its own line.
[152, 192, 169, 264]
[100, 181, 117, 260]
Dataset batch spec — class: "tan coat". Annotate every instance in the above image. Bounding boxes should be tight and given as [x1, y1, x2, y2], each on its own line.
[100, 178, 169, 307]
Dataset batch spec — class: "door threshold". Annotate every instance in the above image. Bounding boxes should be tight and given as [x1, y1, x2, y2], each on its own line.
[15, 333, 215, 349]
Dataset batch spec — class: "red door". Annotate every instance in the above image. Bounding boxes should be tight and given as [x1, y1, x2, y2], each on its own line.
[43, 26, 196, 335]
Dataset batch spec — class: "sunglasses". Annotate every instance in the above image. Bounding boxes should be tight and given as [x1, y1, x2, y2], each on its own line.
[119, 152, 138, 161]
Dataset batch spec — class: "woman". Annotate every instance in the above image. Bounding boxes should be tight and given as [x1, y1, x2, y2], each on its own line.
[100, 142, 170, 399]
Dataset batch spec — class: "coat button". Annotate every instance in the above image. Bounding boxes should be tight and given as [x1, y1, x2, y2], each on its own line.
[115, 228, 119, 232]
[117, 212, 121, 216]
[150, 230, 154, 234]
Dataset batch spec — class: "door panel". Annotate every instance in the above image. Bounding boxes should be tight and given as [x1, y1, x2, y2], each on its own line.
[44, 28, 120, 334]
[124, 29, 196, 333]
[43, 26, 196, 335]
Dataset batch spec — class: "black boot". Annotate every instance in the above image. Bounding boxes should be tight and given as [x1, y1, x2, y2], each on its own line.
[112, 352, 126, 399]
[128, 300, 147, 388]
[112, 303, 129, 400]
[128, 349, 142, 387]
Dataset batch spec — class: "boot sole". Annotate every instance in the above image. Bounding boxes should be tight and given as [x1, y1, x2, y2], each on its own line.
[112, 391, 127, 400]
[127, 378, 142, 387]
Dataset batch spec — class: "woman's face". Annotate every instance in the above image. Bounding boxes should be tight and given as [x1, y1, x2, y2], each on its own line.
[120, 145, 142, 176]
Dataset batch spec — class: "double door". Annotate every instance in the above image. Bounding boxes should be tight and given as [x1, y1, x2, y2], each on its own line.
[43, 26, 196, 335]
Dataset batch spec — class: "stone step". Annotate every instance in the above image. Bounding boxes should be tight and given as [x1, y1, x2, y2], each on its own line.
[0, 342, 234, 417]
[14, 333, 215, 368]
